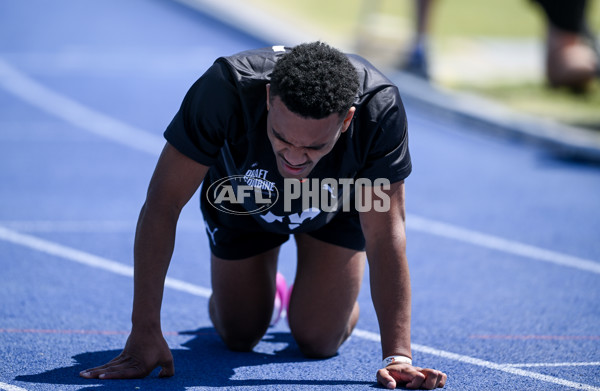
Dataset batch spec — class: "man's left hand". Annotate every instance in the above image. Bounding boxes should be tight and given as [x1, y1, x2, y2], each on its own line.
[377, 363, 447, 389]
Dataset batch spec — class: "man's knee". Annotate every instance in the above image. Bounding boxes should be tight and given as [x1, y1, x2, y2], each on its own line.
[289, 301, 360, 358]
[291, 325, 346, 358]
[220, 329, 265, 352]
[209, 296, 270, 352]
[214, 315, 269, 352]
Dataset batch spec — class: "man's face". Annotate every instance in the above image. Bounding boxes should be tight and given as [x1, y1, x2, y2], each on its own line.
[266, 85, 355, 179]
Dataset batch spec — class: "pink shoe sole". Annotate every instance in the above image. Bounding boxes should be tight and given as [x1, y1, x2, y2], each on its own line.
[270, 272, 288, 326]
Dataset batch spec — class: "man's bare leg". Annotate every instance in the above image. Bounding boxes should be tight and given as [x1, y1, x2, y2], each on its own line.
[209, 247, 280, 351]
[288, 234, 366, 358]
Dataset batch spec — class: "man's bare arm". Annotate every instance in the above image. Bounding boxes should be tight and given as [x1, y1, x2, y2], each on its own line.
[360, 181, 412, 360]
[360, 181, 446, 389]
[80, 143, 209, 379]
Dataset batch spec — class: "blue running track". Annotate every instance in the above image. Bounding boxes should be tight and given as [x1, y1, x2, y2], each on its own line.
[0, 1, 599, 390]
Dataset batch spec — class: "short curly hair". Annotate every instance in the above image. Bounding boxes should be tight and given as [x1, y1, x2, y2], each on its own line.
[270, 42, 360, 119]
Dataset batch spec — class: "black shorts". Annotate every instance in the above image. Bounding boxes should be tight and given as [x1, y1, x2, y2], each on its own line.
[200, 197, 366, 260]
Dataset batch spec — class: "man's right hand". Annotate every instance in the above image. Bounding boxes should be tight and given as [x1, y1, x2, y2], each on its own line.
[79, 144, 206, 380]
[79, 329, 174, 379]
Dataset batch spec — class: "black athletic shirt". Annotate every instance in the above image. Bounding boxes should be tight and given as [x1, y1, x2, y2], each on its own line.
[164, 45, 411, 235]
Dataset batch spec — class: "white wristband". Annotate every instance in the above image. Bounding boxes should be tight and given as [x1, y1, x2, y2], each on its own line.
[382, 355, 413, 368]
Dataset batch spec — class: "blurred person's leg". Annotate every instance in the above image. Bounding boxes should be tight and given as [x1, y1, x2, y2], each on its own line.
[532, 0, 598, 91]
[402, 0, 435, 79]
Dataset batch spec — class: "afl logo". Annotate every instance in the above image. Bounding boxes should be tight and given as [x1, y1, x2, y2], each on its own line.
[206, 175, 279, 215]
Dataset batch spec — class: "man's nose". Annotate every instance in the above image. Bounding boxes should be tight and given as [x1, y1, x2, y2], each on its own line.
[284, 147, 307, 166]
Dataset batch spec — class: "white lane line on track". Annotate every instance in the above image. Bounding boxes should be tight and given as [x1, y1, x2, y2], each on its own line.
[1, 57, 598, 276]
[2, 217, 599, 277]
[2, 216, 599, 277]
[0, 225, 212, 298]
[0, 58, 164, 156]
[407, 214, 600, 275]
[0, 220, 136, 233]
[1, 226, 599, 391]
[0, 382, 28, 391]
[0, 220, 204, 233]
[353, 329, 600, 391]
[504, 362, 600, 368]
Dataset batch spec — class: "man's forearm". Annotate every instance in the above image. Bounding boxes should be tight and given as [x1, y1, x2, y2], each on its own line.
[368, 242, 413, 360]
[131, 201, 180, 330]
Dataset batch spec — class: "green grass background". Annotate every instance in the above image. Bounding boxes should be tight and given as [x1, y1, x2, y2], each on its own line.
[247, 0, 599, 38]
[247, 0, 600, 129]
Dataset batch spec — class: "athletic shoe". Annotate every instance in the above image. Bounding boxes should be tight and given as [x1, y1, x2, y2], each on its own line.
[401, 46, 430, 80]
[270, 272, 287, 326]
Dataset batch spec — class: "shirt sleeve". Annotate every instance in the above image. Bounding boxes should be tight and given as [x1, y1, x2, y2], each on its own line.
[164, 61, 241, 166]
[355, 86, 412, 184]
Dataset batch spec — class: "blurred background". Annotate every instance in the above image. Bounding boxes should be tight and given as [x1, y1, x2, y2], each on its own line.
[243, 0, 600, 130]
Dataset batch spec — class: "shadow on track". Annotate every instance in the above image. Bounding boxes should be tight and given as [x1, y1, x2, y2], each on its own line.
[15, 327, 375, 390]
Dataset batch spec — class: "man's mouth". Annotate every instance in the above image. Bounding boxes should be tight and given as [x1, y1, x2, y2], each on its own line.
[284, 164, 304, 175]
[280, 156, 309, 176]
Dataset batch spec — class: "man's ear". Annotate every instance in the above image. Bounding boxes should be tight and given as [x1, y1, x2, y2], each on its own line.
[266, 84, 271, 111]
[341, 107, 356, 133]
